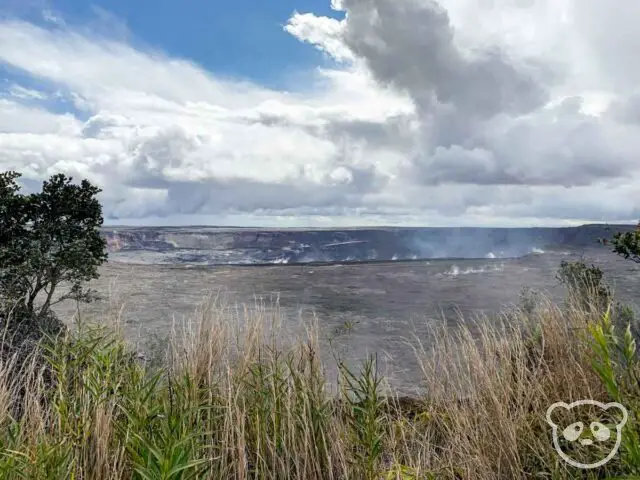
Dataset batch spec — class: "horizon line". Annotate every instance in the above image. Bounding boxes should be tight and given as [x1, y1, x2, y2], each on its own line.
[99, 222, 636, 230]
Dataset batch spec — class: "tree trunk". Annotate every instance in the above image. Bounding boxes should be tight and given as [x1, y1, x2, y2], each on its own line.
[39, 279, 57, 318]
[26, 276, 43, 314]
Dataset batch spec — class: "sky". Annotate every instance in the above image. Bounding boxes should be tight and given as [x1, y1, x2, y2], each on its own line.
[0, 0, 639, 228]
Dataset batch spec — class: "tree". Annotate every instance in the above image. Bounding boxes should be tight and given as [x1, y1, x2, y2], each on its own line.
[612, 223, 640, 264]
[0, 171, 108, 322]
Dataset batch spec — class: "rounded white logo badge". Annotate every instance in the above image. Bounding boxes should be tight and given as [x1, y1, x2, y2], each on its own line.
[546, 400, 628, 469]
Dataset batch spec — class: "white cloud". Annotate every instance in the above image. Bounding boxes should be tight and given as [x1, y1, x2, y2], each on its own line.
[0, 1, 639, 226]
[0, 99, 80, 134]
[284, 12, 353, 62]
[7, 84, 49, 100]
[42, 8, 66, 27]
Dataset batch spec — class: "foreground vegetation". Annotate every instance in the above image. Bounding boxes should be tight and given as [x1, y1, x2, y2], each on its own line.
[0, 285, 636, 479]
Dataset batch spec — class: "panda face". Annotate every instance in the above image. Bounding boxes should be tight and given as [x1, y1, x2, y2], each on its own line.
[546, 400, 628, 469]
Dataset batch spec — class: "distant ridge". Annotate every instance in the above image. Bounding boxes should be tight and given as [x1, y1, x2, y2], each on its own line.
[99, 224, 633, 266]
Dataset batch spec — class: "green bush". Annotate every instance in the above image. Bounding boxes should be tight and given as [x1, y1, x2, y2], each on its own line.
[556, 260, 611, 310]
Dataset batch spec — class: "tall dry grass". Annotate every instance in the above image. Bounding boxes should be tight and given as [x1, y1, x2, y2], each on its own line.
[0, 289, 637, 479]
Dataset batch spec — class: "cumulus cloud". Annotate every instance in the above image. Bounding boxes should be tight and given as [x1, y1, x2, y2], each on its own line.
[0, 1, 639, 226]
[287, 0, 640, 220]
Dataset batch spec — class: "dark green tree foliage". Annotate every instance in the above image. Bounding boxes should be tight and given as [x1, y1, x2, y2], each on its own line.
[609, 225, 640, 345]
[0, 171, 108, 322]
[612, 225, 640, 264]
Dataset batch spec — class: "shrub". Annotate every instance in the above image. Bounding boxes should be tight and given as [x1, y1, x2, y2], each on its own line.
[556, 260, 611, 312]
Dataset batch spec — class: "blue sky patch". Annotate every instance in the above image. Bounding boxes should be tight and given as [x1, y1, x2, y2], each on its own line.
[3, 0, 343, 89]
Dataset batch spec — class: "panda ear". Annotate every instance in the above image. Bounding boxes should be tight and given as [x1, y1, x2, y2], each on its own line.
[546, 402, 571, 427]
[604, 402, 628, 428]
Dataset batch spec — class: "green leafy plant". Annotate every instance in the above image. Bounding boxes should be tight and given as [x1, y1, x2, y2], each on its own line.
[120, 399, 211, 480]
[340, 355, 386, 480]
[589, 307, 640, 474]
